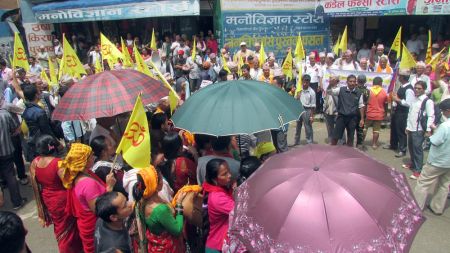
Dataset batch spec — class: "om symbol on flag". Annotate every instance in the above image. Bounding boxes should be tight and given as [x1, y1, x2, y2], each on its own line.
[124, 122, 146, 147]
[66, 55, 78, 67]
[16, 48, 27, 60]
[102, 44, 111, 56]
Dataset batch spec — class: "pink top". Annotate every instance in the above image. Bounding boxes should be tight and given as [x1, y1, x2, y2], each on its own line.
[74, 177, 106, 210]
[206, 191, 235, 250]
[366, 88, 388, 121]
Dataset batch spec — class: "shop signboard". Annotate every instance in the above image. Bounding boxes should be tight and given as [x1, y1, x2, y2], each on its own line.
[221, 10, 330, 62]
[321, 0, 410, 16]
[221, 0, 316, 11]
[414, 0, 450, 15]
[23, 23, 55, 57]
[33, 0, 200, 23]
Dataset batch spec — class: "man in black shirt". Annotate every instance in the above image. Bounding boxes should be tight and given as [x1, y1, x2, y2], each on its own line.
[330, 75, 365, 146]
[95, 191, 133, 253]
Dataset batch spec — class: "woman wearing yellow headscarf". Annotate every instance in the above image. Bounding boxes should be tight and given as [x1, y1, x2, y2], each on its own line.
[60, 143, 116, 253]
[133, 166, 186, 253]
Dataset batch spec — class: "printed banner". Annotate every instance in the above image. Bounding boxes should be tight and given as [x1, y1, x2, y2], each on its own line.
[221, 0, 316, 11]
[222, 10, 330, 62]
[34, 0, 199, 23]
[321, 0, 410, 16]
[414, 0, 450, 15]
[23, 23, 55, 57]
[323, 69, 394, 92]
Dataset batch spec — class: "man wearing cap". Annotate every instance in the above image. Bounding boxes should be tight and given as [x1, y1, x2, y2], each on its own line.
[186, 49, 203, 93]
[410, 62, 432, 95]
[36, 46, 49, 69]
[375, 55, 393, 74]
[175, 64, 190, 101]
[254, 42, 262, 60]
[358, 58, 372, 72]
[387, 69, 415, 157]
[335, 50, 359, 71]
[304, 53, 323, 114]
[207, 53, 220, 82]
[258, 64, 274, 84]
[53, 39, 63, 59]
[413, 98, 450, 215]
[318, 52, 326, 66]
[323, 75, 340, 143]
[406, 80, 434, 179]
[234, 42, 254, 62]
[173, 50, 187, 80]
[330, 74, 365, 146]
[370, 44, 387, 66]
[158, 53, 174, 77]
[295, 74, 315, 145]
[322, 53, 336, 72]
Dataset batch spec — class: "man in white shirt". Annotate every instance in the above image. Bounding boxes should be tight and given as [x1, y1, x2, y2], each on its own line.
[357, 43, 371, 62]
[410, 61, 432, 95]
[304, 53, 323, 113]
[406, 80, 434, 179]
[358, 57, 372, 72]
[334, 50, 359, 71]
[28, 57, 42, 76]
[406, 34, 424, 56]
[295, 74, 316, 145]
[53, 39, 63, 59]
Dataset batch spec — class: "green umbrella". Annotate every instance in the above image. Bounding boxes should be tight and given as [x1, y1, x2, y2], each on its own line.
[171, 80, 304, 136]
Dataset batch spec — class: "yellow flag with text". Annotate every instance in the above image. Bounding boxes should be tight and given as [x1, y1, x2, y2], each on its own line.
[116, 95, 151, 169]
[391, 27, 402, 59]
[13, 33, 29, 71]
[40, 70, 51, 86]
[428, 48, 445, 69]
[134, 45, 154, 78]
[100, 33, 123, 68]
[399, 43, 416, 70]
[294, 33, 305, 60]
[282, 50, 293, 80]
[148, 60, 180, 113]
[60, 35, 86, 79]
[333, 33, 341, 56]
[150, 29, 157, 51]
[259, 42, 267, 67]
[339, 26, 348, 52]
[121, 38, 134, 68]
[425, 30, 432, 64]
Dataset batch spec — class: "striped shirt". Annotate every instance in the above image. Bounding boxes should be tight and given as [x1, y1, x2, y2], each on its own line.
[0, 108, 19, 156]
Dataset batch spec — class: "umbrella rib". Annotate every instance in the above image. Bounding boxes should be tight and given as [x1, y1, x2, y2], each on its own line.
[320, 186, 333, 251]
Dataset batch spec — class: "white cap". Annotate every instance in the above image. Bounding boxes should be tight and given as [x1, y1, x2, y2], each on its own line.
[319, 52, 326, 57]
[240, 42, 247, 46]
[326, 53, 334, 58]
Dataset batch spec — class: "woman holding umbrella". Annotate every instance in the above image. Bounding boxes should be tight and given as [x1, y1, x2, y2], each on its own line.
[203, 158, 235, 253]
[60, 143, 116, 253]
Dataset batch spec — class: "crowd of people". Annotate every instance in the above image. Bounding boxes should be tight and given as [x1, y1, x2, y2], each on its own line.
[0, 27, 450, 253]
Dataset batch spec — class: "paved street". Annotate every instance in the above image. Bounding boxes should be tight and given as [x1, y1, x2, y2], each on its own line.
[1, 120, 449, 253]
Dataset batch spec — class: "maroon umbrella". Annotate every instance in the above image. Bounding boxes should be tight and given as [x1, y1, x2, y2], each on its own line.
[230, 145, 425, 253]
[52, 70, 168, 121]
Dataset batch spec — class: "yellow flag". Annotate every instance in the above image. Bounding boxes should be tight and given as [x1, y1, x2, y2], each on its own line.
[150, 29, 157, 51]
[116, 95, 151, 169]
[390, 27, 402, 59]
[425, 30, 432, 64]
[295, 65, 303, 96]
[294, 33, 305, 60]
[282, 50, 293, 80]
[399, 43, 416, 70]
[221, 54, 231, 74]
[100, 33, 123, 68]
[134, 45, 154, 78]
[121, 38, 133, 68]
[259, 42, 267, 68]
[48, 56, 58, 85]
[148, 60, 180, 112]
[13, 33, 29, 71]
[237, 56, 244, 76]
[191, 37, 196, 58]
[60, 34, 86, 79]
[428, 48, 445, 69]
[339, 26, 348, 52]
[333, 33, 341, 56]
[95, 57, 103, 74]
[40, 69, 51, 86]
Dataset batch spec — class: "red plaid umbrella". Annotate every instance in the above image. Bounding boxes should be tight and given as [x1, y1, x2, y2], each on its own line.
[52, 69, 168, 121]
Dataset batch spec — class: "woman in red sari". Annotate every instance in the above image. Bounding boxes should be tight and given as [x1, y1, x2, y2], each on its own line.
[161, 132, 198, 193]
[30, 135, 83, 253]
[59, 143, 116, 253]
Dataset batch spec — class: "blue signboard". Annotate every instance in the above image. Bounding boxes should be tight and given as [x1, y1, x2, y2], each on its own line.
[221, 10, 330, 61]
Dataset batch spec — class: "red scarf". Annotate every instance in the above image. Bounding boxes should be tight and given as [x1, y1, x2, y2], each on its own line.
[202, 182, 233, 197]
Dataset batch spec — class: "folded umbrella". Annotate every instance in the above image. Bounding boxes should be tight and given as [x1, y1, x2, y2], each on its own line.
[171, 80, 304, 136]
[52, 69, 168, 121]
[230, 145, 425, 253]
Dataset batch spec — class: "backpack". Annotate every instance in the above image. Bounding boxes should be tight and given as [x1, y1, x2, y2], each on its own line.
[417, 97, 441, 131]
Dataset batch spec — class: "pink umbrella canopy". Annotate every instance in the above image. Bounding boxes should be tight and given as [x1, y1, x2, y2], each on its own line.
[230, 145, 425, 253]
